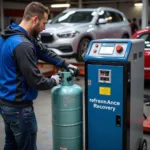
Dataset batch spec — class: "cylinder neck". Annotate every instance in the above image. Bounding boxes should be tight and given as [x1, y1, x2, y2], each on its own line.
[60, 71, 74, 86]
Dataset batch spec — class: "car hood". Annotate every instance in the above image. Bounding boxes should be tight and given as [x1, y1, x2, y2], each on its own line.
[42, 23, 91, 33]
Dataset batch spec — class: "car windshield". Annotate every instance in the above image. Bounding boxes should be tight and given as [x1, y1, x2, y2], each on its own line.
[51, 10, 95, 24]
[137, 33, 150, 49]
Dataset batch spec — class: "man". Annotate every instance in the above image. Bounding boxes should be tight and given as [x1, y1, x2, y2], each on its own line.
[0, 2, 79, 150]
[131, 18, 138, 35]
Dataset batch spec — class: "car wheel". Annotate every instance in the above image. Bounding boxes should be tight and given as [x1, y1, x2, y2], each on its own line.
[76, 38, 91, 62]
[122, 34, 129, 39]
[139, 139, 147, 150]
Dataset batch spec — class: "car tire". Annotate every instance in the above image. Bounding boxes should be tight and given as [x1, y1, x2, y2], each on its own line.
[139, 139, 147, 150]
[76, 38, 91, 62]
[122, 34, 129, 39]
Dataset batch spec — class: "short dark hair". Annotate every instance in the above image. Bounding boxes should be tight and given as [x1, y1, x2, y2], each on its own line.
[23, 2, 49, 21]
[133, 18, 137, 22]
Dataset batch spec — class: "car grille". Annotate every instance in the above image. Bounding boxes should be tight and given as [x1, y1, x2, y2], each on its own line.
[40, 33, 53, 43]
[58, 46, 73, 53]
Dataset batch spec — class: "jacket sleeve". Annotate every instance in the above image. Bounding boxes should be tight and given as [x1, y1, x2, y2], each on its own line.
[33, 39, 69, 68]
[13, 42, 57, 90]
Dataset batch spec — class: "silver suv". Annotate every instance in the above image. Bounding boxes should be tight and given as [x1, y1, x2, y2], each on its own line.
[40, 7, 131, 62]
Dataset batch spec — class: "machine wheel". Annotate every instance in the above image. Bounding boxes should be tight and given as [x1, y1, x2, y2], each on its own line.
[139, 139, 147, 150]
[76, 38, 91, 62]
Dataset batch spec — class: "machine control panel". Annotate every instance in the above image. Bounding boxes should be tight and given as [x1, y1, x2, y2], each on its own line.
[99, 69, 111, 83]
[89, 43, 127, 58]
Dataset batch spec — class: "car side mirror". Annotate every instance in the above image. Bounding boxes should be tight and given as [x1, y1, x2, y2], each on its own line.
[98, 18, 107, 24]
[47, 19, 52, 24]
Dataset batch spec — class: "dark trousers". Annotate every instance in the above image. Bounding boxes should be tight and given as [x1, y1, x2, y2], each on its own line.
[0, 104, 38, 150]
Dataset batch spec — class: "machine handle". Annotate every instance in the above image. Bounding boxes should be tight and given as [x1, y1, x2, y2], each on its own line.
[116, 115, 121, 127]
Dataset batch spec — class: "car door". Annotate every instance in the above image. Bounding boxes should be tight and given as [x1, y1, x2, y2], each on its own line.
[106, 11, 123, 38]
[137, 33, 150, 74]
[94, 10, 109, 39]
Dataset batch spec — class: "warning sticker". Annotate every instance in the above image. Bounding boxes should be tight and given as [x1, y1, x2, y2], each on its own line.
[99, 87, 111, 95]
[60, 146, 67, 150]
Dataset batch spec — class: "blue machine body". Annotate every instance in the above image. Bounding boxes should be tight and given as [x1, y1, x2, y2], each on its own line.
[84, 39, 144, 150]
[88, 64, 124, 150]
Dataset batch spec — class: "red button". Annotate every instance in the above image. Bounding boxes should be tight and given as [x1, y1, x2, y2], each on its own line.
[116, 45, 123, 53]
[95, 44, 99, 47]
[93, 49, 97, 53]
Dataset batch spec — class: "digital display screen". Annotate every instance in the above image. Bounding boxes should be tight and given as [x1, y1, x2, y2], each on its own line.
[99, 46, 114, 55]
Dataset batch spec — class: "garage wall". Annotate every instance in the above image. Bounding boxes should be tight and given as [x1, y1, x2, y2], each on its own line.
[119, 3, 145, 27]
[86, 2, 149, 25]
[84, 2, 118, 8]
[119, 3, 143, 19]
[85, 2, 149, 27]
[1, 2, 26, 28]
[0, 1, 150, 30]
[3, 2, 27, 9]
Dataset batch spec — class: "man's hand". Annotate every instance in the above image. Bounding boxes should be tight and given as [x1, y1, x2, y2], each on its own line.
[67, 64, 79, 77]
[51, 74, 61, 85]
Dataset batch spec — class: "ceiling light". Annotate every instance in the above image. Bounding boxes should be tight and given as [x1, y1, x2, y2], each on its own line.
[51, 4, 70, 8]
[134, 3, 143, 7]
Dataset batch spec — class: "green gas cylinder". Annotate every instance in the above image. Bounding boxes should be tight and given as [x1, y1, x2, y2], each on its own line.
[51, 71, 83, 150]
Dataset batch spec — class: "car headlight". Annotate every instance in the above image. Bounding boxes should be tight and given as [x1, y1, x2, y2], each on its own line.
[57, 31, 79, 38]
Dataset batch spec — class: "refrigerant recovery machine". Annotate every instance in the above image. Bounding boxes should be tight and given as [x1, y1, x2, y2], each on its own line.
[84, 39, 147, 150]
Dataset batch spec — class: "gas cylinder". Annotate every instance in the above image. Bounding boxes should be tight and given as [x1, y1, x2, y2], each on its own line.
[51, 71, 83, 150]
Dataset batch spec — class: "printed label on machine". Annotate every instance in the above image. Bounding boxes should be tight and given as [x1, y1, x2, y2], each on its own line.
[89, 98, 120, 112]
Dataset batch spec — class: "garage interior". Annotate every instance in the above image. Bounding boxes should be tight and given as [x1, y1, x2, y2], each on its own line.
[0, 0, 150, 150]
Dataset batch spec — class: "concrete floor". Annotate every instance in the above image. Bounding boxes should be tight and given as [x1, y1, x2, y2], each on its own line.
[0, 76, 150, 150]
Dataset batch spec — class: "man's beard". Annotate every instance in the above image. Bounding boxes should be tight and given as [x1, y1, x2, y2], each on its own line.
[32, 24, 40, 38]
[32, 29, 39, 38]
